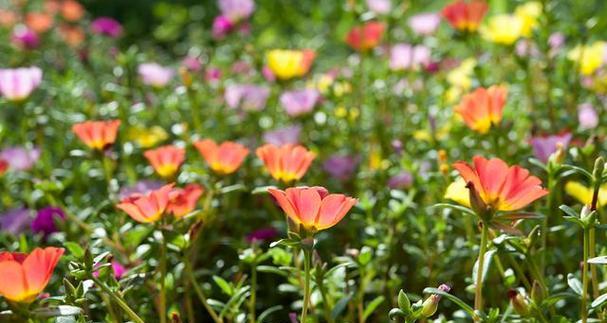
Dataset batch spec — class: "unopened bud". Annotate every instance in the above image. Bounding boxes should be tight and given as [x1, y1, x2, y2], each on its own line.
[508, 289, 530, 316]
[466, 182, 489, 219]
[421, 284, 451, 318]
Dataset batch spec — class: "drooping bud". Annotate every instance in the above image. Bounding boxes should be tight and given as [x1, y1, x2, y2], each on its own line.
[466, 182, 489, 219]
[508, 289, 530, 316]
[421, 284, 451, 318]
[530, 280, 544, 304]
[591, 157, 605, 210]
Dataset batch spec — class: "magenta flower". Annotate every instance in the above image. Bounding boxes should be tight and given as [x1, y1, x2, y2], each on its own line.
[578, 103, 598, 130]
[0, 67, 42, 101]
[529, 133, 572, 163]
[388, 171, 413, 190]
[218, 0, 255, 22]
[11, 25, 40, 50]
[323, 154, 359, 181]
[389, 44, 431, 71]
[31, 207, 65, 236]
[263, 125, 302, 146]
[246, 227, 278, 243]
[262, 66, 276, 82]
[0, 208, 32, 236]
[205, 67, 222, 83]
[408, 13, 441, 36]
[91, 17, 123, 38]
[111, 261, 127, 279]
[225, 84, 270, 111]
[0, 146, 40, 171]
[212, 15, 234, 40]
[182, 55, 202, 72]
[138, 63, 174, 88]
[280, 89, 320, 117]
[366, 0, 391, 14]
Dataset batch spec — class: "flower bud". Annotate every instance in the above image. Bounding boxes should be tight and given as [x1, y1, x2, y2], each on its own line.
[508, 289, 530, 316]
[466, 182, 489, 219]
[421, 284, 451, 318]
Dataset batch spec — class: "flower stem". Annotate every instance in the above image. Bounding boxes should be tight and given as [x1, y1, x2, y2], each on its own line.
[582, 227, 590, 323]
[301, 248, 312, 323]
[90, 276, 145, 323]
[159, 229, 168, 323]
[249, 260, 257, 323]
[474, 223, 489, 315]
[185, 258, 223, 323]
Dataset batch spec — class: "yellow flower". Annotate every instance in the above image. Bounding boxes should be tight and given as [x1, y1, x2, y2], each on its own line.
[266, 49, 315, 80]
[515, 2, 542, 37]
[565, 181, 607, 207]
[128, 126, 168, 148]
[314, 74, 335, 94]
[444, 177, 471, 207]
[334, 82, 352, 97]
[567, 42, 606, 76]
[447, 58, 476, 90]
[481, 14, 524, 45]
[335, 106, 348, 118]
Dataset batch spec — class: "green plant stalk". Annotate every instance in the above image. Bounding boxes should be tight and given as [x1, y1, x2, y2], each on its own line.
[582, 227, 590, 323]
[301, 248, 312, 323]
[159, 229, 168, 323]
[317, 276, 335, 323]
[541, 173, 556, 273]
[185, 258, 223, 323]
[90, 276, 144, 323]
[249, 260, 257, 323]
[474, 224, 489, 315]
[589, 228, 599, 299]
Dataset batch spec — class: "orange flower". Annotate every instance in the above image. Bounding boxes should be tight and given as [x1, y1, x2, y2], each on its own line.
[25, 12, 54, 33]
[72, 120, 121, 150]
[453, 156, 548, 212]
[167, 184, 204, 218]
[59, 24, 85, 47]
[345, 22, 385, 51]
[454, 85, 507, 134]
[256, 144, 316, 183]
[193, 139, 249, 175]
[116, 184, 174, 223]
[441, 0, 488, 32]
[60, 0, 85, 22]
[0, 247, 64, 303]
[0, 9, 17, 27]
[144, 145, 185, 179]
[268, 186, 357, 232]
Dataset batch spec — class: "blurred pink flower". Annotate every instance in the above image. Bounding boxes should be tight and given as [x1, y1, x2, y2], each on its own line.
[11, 25, 40, 50]
[111, 261, 127, 279]
[529, 133, 572, 163]
[91, 17, 122, 38]
[246, 227, 278, 243]
[323, 154, 359, 181]
[408, 13, 441, 36]
[212, 15, 234, 40]
[218, 0, 255, 22]
[138, 63, 174, 88]
[0, 67, 42, 101]
[0, 208, 32, 236]
[182, 55, 202, 72]
[548, 32, 565, 53]
[224, 84, 270, 111]
[366, 0, 391, 14]
[205, 67, 222, 83]
[280, 89, 320, 117]
[389, 44, 431, 71]
[578, 103, 598, 130]
[388, 171, 413, 190]
[0, 146, 40, 171]
[31, 207, 65, 237]
[262, 65, 276, 82]
[515, 40, 540, 57]
[263, 125, 302, 145]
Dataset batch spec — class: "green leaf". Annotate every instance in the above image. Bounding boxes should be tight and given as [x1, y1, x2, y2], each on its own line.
[331, 293, 353, 320]
[252, 186, 274, 194]
[560, 165, 593, 180]
[423, 287, 478, 319]
[588, 256, 607, 265]
[397, 290, 411, 312]
[32, 305, 82, 317]
[213, 275, 233, 296]
[473, 249, 497, 285]
[64, 242, 84, 259]
[559, 205, 580, 218]
[432, 203, 476, 216]
[257, 305, 283, 323]
[362, 296, 385, 321]
[567, 273, 583, 296]
[592, 293, 607, 308]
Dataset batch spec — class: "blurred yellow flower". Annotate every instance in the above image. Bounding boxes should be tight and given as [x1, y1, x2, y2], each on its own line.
[334, 82, 352, 97]
[447, 58, 476, 89]
[335, 106, 348, 118]
[128, 126, 168, 148]
[266, 49, 315, 80]
[444, 177, 471, 207]
[568, 42, 606, 75]
[565, 181, 607, 207]
[313, 74, 335, 94]
[349, 107, 360, 121]
[369, 148, 384, 171]
[515, 2, 542, 37]
[481, 14, 524, 45]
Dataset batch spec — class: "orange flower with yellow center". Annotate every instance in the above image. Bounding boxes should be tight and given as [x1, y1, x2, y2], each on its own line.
[116, 184, 174, 223]
[193, 139, 249, 175]
[454, 85, 507, 134]
[256, 144, 316, 183]
[345, 22, 385, 52]
[441, 0, 489, 32]
[167, 184, 204, 218]
[144, 145, 185, 179]
[453, 156, 548, 212]
[0, 247, 64, 303]
[72, 120, 121, 150]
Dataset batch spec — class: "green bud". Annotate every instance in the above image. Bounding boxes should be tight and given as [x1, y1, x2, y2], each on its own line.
[397, 290, 411, 313]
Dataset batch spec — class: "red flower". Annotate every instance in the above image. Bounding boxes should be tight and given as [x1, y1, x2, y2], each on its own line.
[72, 120, 121, 150]
[345, 22, 385, 51]
[0, 247, 64, 303]
[168, 184, 204, 218]
[442, 0, 488, 32]
[453, 156, 548, 212]
[268, 186, 357, 232]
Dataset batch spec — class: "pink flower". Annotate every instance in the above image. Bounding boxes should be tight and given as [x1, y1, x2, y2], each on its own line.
[408, 13, 441, 36]
[212, 15, 234, 40]
[218, 0, 255, 22]
[262, 66, 276, 82]
[225, 84, 270, 111]
[0, 67, 42, 101]
[138, 63, 174, 88]
[389, 44, 431, 71]
[366, 0, 391, 14]
[280, 89, 320, 117]
[11, 26, 40, 50]
[91, 17, 123, 38]
[578, 103, 598, 130]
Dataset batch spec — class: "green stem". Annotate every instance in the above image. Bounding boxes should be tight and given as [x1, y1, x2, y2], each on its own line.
[582, 228, 590, 323]
[185, 258, 223, 323]
[590, 228, 599, 299]
[159, 229, 167, 323]
[249, 261, 257, 323]
[474, 223, 489, 315]
[301, 248, 312, 323]
[90, 276, 144, 323]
